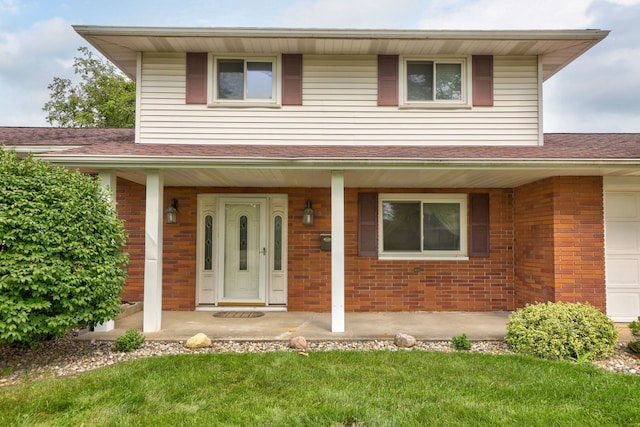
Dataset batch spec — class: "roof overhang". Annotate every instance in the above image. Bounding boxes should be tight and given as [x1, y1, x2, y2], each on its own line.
[73, 26, 609, 81]
[39, 153, 640, 189]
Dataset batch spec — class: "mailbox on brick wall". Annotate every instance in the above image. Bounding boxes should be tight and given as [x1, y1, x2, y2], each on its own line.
[320, 233, 331, 251]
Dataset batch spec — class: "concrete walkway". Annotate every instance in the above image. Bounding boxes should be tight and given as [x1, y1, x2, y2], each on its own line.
[77, 310, 634, 342]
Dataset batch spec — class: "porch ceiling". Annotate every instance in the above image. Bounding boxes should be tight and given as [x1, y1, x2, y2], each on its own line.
[110, 165, 640, 189]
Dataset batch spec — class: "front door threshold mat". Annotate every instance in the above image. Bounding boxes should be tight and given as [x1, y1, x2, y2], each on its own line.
[213, 311, 265, 319]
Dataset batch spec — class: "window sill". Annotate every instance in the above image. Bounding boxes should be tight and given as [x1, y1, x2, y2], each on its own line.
[399, 102, 472, 110]
[379, 254, 469, 261]
[207, 102, 281, 109]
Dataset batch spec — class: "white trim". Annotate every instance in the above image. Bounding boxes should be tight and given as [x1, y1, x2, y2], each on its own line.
[604, 176, 640, 191]
[331, 171, 345, 333]
[399, 56, 471, 108]
[378, 193, 468, 259]
[74, 26, 609, 41]
[135, 52, 142, 143]
[537, 55, 544, 146]
[196, 193, 288, 308]
[196, 306, 287, 312]
[209, 54, 281, 107]
[143, 170, 164, 332]
[604, 177, 640, 321]
[97, 169, 117, 201]
[95, 169, 117, 332]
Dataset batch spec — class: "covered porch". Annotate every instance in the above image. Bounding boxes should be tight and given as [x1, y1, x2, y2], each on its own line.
[40, 135, 640, 333]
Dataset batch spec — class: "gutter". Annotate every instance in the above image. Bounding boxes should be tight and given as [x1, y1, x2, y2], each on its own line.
[73, 26, 610, 42]
[37, 153, 640, 170]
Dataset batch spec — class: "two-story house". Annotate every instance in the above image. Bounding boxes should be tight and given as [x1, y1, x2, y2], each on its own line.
[30, 26, 640, 333]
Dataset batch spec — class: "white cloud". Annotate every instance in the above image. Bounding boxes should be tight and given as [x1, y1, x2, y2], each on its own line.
[0, 0, 20, 15]
[544, 1, 640, 132]
[277, 0, 423, 28]
[417, 0, 594, 29]
[0, 17, 82, 126]
[1, 0, 639, 131]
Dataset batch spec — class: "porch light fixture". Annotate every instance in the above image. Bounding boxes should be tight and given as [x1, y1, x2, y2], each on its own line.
[302, 200, 314, 226]
[165, 199, 178, 224]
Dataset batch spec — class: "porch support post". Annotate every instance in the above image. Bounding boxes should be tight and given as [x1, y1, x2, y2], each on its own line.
[331, 170, 345, 333]
[94, 170, 117, 332]
[143, 170, 164, 332]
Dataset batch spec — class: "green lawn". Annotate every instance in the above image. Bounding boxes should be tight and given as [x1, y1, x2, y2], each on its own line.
[1, 351, 639, 426]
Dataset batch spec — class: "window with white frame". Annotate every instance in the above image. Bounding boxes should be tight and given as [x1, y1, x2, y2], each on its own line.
[380, 194, 468, 259]
[402, 58, 468, 106]
[213, 57, 277, 103]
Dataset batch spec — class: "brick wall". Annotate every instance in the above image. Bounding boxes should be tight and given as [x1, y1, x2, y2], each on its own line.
[116, 177, 605, 313]
[340, 188, 515, 312]
[514, 176, 606, 310]
[116, 178, 145, 303]
[513, 178, 556, 306]
[162, 187, 198, 310]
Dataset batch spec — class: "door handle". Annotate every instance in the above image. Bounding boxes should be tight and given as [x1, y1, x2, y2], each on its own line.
[260, 247, 266, 255]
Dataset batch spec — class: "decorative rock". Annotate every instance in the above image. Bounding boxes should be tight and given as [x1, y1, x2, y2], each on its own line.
[394, 333, 416, 348]
[185, 333, 211, 349]
[290, 335, 308, 350]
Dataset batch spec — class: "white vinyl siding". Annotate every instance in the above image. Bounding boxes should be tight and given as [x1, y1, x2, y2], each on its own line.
[138, 53, 540, 146]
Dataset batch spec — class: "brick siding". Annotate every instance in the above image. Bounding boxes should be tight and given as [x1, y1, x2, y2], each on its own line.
[116, 176, 605, 312]
[514, 176, 606, 311]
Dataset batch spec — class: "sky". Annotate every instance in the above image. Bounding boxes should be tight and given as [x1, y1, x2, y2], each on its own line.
[0, 0, 639, 132]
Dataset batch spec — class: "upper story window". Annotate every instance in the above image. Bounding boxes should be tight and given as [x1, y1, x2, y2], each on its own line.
[379, 194, 468, 260]
[212, 56, 278, 105]
[400, 57, 470, 108]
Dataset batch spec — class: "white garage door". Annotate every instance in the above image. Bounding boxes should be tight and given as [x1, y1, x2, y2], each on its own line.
[605, 179, 640, 322]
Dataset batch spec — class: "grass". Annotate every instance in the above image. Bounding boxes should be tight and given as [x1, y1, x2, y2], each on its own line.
[1, 351, 639, 426]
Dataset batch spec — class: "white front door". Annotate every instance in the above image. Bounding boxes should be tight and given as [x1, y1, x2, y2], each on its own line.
[605, 182, 640, 321]
[218, 198, 267, 305]
[196, 194, 288, 308]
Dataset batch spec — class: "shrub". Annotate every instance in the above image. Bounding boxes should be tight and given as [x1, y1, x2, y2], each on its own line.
[506, 302, 618, 361]
[506, 302, 618, 362]
[451, 333, 472, 351]
[629, 317, 640, 353]
[0, 149, 128, 346]
[114, 329, 145, 352]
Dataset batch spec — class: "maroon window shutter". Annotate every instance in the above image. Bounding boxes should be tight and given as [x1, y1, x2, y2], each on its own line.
[358, 193, 378, 257]
[378, 55, 399, 106]
[186, 52, 208, 104]
[282, 54, 303, 106]
[472, 55, 493, 106]
[469, 193, 490, 257]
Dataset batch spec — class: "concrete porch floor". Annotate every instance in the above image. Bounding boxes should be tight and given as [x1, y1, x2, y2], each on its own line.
[77, 311, 510, 342]
[76, 310, 634, 342]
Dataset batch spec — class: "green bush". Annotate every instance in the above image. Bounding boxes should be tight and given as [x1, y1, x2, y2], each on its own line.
[506, 302, 618, 362]
[629, 317, 640, 340]
[451, 333, 472, 351]
[0, 149, 128, 346]
[629, 317, 640, 353]
[114, 329, 145, 352]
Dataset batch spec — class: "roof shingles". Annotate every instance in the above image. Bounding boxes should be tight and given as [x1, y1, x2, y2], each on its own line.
[2, 127, 640, 160]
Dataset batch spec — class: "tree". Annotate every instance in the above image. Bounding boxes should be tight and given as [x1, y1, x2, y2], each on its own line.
[43, 47, 136, 128]
[0, 149, 128, 346]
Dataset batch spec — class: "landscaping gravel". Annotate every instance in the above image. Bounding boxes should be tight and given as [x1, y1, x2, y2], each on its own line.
[1, 336, 638, 388]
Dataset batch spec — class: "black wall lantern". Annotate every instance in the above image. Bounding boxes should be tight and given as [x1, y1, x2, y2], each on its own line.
[302, 200, 314, 226]
[165, 199, 178, 224]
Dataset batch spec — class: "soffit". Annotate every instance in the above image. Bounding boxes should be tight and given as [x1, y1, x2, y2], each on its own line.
[73, 26, 608, 81]
[78, 164, 640, 189]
